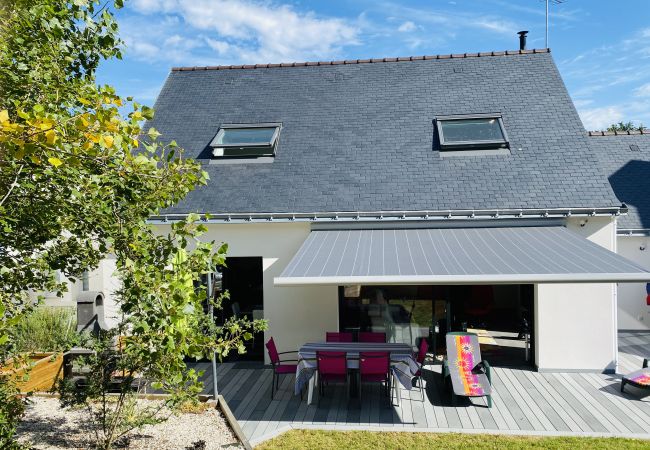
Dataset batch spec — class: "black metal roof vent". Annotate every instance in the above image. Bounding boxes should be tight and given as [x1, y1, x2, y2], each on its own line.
[518, 31, 529, 51]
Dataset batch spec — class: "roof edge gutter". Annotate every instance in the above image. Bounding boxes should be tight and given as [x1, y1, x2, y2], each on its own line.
[618, 229, 650, 237]
[148, 206, 625, 225]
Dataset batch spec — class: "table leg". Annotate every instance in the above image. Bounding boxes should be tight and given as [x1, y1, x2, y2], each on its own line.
[307, 371, 317, 405]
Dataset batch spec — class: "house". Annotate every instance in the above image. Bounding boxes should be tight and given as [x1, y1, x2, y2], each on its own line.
[590, 130, 650, 331]
[69, 48, 650, 373]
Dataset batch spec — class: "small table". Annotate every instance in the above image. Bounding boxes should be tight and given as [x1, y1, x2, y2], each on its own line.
[295, 342, 419, 405]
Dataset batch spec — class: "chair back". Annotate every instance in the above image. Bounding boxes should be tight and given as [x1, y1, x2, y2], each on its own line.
[326, 332, 353, 342]
[231, 301, 241, 318]
[316, 351, 347, 376]
[416, 338, 429, 365]
[265, 337, 280, 365]
[359, 352, 389, 377]
[446, 332, 481, 373]
[359, 332, 386, 343]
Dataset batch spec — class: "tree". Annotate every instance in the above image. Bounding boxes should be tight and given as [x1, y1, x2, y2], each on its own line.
[607, 121, 646, 132]
[0, 1, 266, 448]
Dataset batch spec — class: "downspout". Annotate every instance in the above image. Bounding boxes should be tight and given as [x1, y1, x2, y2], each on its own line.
[207, 271, 219, 399]
[612, 217, 619, 373]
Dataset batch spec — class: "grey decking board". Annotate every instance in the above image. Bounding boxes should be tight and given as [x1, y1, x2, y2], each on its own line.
[202, 332, 650, 442]
[510, 368, 570, 432]
[489, 388, 518, 430]
[473, 403, 498, 430]
[559, 372, 632, 434]
[228, 368, 266, 412]
[573, 373, 646, 433]
[423, 367, 451, 428]
[251, 376, 293, 441]
[522, 369, 584, 432]
[221, 368, 254, 400]
[558, 372, 629, 433]
[409, 389, 429, 428]
[544, 373, 609, 433]
[538, 371, 600, 433]
[581, 373, 650, 431]
[490, 369, 534, 430]
[233, 370, 271, 421]
[500, 368, 551, 430]
[259, 376, 297, 439]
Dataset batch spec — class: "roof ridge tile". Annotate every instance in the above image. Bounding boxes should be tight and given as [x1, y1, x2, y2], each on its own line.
[170, 48, 551, 72]
[588, 129, 650, 136]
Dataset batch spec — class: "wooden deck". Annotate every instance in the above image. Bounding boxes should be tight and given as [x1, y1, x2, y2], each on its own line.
[195, 331, 650, 445]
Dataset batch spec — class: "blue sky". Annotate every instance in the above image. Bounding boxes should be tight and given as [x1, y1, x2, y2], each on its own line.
[98, 0, 650, 131]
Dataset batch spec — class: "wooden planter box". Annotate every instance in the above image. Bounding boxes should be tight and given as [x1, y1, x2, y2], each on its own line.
[1, 352, 64, 392]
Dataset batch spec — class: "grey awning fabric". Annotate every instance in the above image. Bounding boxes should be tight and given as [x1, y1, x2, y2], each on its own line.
[275, 226, 650, 286]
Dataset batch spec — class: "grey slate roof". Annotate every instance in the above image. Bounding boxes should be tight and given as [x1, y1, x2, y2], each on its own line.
[148, 50, 620, 215]
[589, 132, 650, 230]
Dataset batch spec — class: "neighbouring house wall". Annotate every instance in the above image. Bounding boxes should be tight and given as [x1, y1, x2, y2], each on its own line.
[154, 222, 339, 363]
[535, 216, 618, 372]
[38, 259, 119, 327]
[616, 235, 650, 330]
[39, 271, 80, 307]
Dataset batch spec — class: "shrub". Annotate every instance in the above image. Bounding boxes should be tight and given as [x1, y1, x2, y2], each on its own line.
[11, 307, 80, 353]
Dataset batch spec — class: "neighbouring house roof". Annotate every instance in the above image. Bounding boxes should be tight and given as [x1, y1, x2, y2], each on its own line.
[589, 130, 650, 232]
[148, 49, 620, 216]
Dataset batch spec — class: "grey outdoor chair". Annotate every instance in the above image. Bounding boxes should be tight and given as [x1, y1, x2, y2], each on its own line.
[621, 358, 650, 393]
[442, 331, 492, 408]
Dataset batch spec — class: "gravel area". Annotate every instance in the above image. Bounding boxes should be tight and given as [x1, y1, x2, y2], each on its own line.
[17, 397, 242, 449]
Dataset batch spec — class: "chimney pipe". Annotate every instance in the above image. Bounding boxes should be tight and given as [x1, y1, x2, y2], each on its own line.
[518, 31, 528, 51]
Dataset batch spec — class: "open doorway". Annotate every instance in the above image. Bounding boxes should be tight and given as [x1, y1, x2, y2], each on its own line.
[445, 284, 534, 368]
[338, 284, 534, 368]
[215, 257, 264, 361]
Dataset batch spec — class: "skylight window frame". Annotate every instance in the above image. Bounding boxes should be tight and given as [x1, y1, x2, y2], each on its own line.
[210, 123, 282, 158]
[435, 114, 509, 151]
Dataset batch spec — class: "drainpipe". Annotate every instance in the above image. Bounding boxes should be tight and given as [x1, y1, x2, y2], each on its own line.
[207, 271, 219, 399]
[612, 218, 619, 373]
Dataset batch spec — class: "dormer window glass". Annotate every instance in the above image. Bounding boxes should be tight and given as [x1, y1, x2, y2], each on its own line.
[436, 114, 508, 150]
[210, 123, 281, 158]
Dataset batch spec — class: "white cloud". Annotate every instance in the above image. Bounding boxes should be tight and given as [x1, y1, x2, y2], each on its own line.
[397, 21, 417, 32]
[126, 0, 359, 64]
[634, 83, 650, 97]
[579, 106, 624, 131]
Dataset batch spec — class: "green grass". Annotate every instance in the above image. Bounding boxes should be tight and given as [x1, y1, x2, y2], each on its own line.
[256, 430, 650, 450]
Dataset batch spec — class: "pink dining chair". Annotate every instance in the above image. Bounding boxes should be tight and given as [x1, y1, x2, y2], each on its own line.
[359, 331, 386, 343]
[265, 337, 300, 400]
[359, 352, 391, 405]
[413, 338, 429, 400]
[316, 351, 349, 403]
[326, 332, 353, 342]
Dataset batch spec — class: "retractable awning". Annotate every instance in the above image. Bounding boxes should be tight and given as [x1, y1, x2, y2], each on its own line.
[274, 226, 650, 286]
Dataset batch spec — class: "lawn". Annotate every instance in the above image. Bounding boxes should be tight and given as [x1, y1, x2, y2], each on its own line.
[256, 430, 650, 450]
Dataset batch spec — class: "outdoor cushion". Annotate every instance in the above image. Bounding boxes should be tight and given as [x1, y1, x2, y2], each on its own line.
[445, 332, 492, 397]
[274, 364, 298, 374]
[622, 369, 650, 393]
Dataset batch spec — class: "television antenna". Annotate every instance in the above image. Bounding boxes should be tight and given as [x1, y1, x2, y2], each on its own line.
[543, 0, 566, 48]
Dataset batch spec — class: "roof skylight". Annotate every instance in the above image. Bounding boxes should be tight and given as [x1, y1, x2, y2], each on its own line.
[436, 114, 508, 150]
[210, 123, 281, 158]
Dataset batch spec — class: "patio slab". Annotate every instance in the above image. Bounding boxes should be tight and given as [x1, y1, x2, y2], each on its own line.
[193, 331, 650, 445]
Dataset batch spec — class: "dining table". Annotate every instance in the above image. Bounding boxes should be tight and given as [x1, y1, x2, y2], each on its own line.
[294, 341, 420, 405]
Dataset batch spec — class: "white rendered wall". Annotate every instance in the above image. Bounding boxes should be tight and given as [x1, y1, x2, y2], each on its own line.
[154, 222, 339, 363]
[616, 236, 650, 330]
[535, 216, 618, 372]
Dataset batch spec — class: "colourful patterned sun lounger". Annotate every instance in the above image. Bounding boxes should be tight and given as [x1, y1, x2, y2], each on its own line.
[621, 358, 650, 393]
[443, 332, 492, 407]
